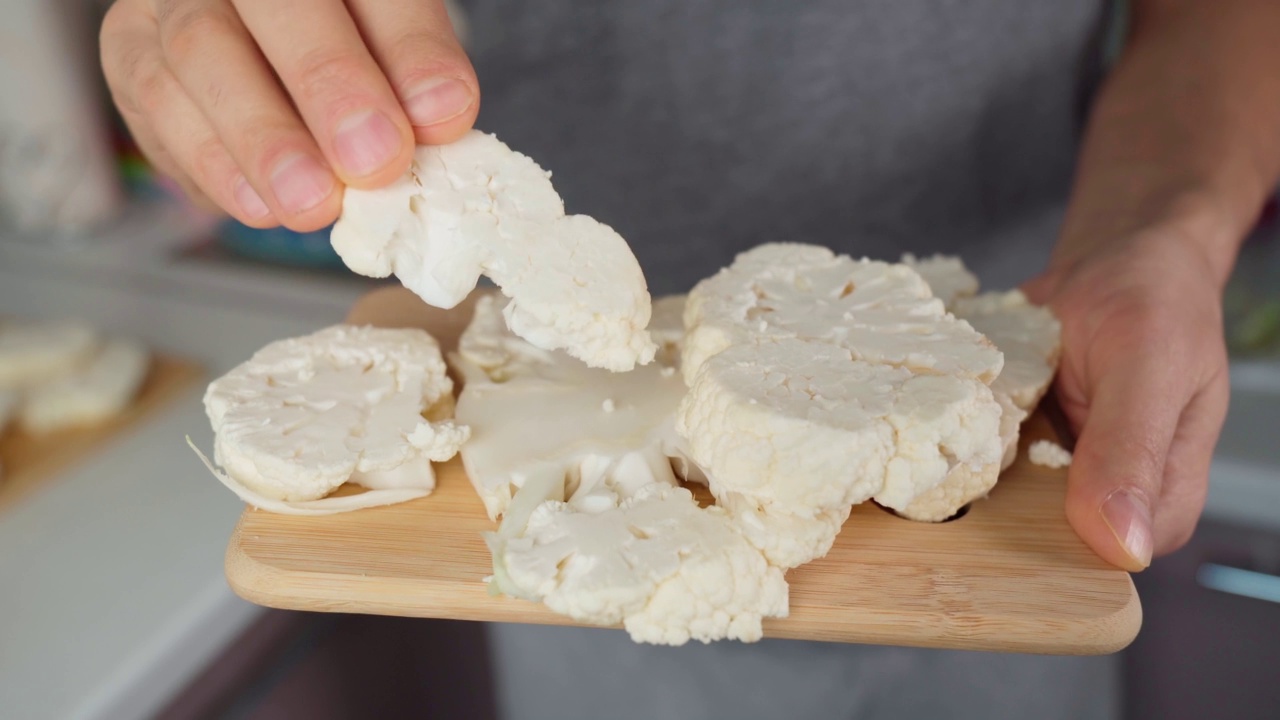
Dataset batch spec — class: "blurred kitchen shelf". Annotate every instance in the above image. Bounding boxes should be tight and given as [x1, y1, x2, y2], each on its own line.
[0, 197, 382, 323]
[1231, 359, 1280, 396]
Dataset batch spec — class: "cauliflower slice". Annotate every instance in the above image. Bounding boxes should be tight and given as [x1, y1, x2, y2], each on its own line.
[195, 325, 469, 512]
[453, 294, 688, 521]
[682, 243, 1003, 385]
[19, 339, 150, 434]
[900, 252, 980, 308]
[678, 244, 1006, 549]
[331, 130, 657, 372]
[494, 483, 788, 646]
[953, 290, 1062, 411]
[676, 338, 1002, 518]
[896, 289, 1062, 521]
[0, 321, 99, 389]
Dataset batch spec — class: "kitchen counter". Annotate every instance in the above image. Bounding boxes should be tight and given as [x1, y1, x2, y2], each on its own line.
[0, 205, 1276, 719]
[0, 206, 375, 720]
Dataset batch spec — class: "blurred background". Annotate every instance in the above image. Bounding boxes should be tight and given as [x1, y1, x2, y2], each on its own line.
[1, 1, 1278, 719]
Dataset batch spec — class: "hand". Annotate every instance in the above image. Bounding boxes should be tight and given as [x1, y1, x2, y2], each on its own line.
[1023, 228, 1231, 571]
[100, 0, 479, 231]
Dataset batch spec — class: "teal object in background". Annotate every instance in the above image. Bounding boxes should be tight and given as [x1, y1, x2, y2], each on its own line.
[216, 219, 346, 270]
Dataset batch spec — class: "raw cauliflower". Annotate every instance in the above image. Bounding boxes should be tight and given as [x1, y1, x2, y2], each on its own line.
[331, 130, 657, 372]
[896, 284, 1063, 522]
[453, 294, 689, 521]
[676, 244, 1005, 559]
[1029, 440, 1073, 469]
[495, 483, 788, 646]
[195, 325, 468, 514]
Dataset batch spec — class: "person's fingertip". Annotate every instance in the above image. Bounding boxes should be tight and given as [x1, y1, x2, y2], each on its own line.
[233, 174, 272, 220]
[269, 152, 336, 215]
[1100, 487, 1154, 570]
[333, 109, 405, 178]
[403, 77, 474, 129]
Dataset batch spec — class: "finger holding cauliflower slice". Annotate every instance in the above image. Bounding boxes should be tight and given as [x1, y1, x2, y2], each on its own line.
[331, 131, 658, 372]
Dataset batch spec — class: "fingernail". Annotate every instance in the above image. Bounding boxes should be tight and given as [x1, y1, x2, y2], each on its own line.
[232, 175, 270, 219]
[268, 153, 334, 214]
[333, 109, 402, 177]
[1101, 488, 1154, 569]
[403, 78, 473, 127]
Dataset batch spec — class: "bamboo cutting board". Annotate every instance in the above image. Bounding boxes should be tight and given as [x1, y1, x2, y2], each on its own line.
[0, 354, 204, 512]
[224, 287, 1140, 655]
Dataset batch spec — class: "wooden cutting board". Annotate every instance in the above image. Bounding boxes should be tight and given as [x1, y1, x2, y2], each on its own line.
[224, 287, 1140, 655]
[0, 354, 204, 512]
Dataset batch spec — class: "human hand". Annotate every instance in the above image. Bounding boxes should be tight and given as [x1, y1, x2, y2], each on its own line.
[100, 0, 479, 231]
[1022, 228, 1232, 571]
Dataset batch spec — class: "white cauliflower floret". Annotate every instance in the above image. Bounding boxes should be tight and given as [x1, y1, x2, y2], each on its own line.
[332, 130, 656, 372]
[496, 484, 788, 645]
[682, 243, 1003, 385]
[1029, 439, 1073, 469]
[900, 252, 980, 308]
[196, 325, 468, 512]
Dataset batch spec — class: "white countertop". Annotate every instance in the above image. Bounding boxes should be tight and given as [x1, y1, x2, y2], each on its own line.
[0, 205, 375, 720]
[0, 203, 1276, 720]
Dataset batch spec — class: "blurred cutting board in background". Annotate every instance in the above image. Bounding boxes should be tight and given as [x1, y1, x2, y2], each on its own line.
[224, 287, 1140, 655]
[0, 355, 204, 512]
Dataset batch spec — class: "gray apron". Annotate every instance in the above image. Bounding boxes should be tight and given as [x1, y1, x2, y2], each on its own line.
[461, 2, 1121, 717]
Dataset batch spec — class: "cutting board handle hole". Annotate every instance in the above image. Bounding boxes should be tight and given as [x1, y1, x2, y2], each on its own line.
[878, 502, 971, 523]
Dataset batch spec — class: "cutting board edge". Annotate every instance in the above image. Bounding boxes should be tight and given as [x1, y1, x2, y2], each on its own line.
[224, 514, 1142, 655]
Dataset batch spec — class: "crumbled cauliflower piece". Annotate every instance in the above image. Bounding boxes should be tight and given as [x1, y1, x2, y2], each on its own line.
[1029, 440, 1073, 469]
[331, 130, 656, 372]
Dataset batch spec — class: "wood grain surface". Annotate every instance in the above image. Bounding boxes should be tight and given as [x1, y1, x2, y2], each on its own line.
[0, 354, 204, 512]
[225, 287, 1140, 654]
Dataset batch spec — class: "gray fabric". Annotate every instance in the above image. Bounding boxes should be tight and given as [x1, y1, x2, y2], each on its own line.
[462, 0, 1111, 293]
[487, 623, 1120, 720]
[458, 2, 1118, 718]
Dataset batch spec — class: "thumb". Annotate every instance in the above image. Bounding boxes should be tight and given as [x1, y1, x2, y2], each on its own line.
[1064, 341, 1186, 571]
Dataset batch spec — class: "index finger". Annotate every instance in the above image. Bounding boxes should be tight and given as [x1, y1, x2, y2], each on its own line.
[346, 0, 479, 145]
[231, 0, 416, 187]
